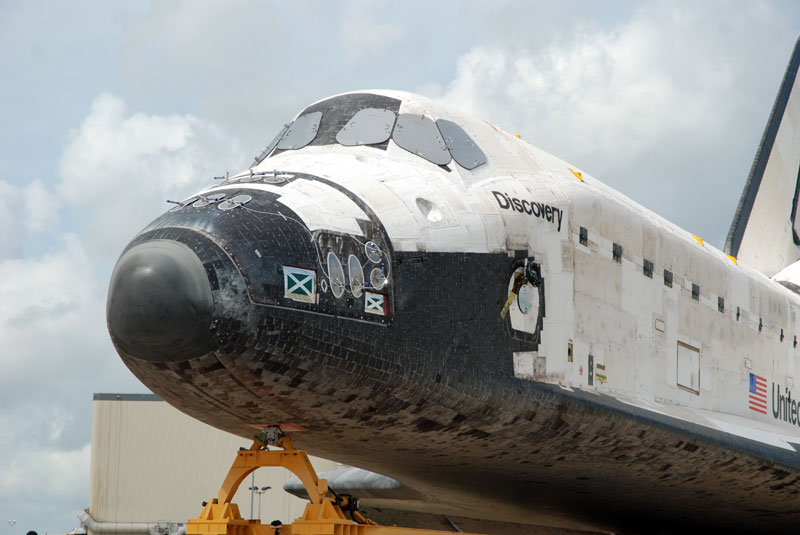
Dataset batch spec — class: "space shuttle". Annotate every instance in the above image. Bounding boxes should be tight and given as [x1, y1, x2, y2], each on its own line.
[107, 38, 800, 534]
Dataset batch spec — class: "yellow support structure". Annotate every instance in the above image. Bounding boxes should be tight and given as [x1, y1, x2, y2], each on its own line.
[186, 435, 484, 535]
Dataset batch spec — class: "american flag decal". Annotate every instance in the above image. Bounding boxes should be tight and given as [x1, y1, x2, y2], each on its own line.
[748, 373, 768, 415]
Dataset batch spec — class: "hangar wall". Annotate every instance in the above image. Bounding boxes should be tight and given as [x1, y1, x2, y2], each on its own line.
[89, 393, 339, 526]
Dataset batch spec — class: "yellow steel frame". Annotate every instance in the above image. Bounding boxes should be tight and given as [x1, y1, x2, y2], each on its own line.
[186, 436, 484, 535]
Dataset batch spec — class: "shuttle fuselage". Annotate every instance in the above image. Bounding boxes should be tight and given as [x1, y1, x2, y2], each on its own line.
[107, 47, 800, 534]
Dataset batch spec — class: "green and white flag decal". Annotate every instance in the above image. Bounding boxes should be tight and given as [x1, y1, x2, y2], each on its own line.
[283, 266, 316, 303]
[364, 291, 386, 316]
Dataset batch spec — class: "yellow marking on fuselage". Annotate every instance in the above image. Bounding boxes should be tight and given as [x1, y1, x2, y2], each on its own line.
[569, 168, 583, 182]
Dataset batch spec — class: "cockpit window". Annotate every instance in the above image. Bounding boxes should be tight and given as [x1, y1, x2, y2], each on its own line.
[256, 93, 489, 171]
[436, 119, 487, 170]
[297, 94, 402, 148]
[276, 111, 322, 150]
[393, 114, 451, 166]
[336, 108, 397, 146]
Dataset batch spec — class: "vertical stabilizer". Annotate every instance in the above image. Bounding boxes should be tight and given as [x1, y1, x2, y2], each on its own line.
[725, 37, 800, 276]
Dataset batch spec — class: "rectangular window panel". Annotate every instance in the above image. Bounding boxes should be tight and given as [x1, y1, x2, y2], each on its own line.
[643, 259, 654, 278]
[677, 342, 700, 395]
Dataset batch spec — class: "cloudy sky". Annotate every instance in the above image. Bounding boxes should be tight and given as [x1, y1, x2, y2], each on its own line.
[1, 0, 799, 531]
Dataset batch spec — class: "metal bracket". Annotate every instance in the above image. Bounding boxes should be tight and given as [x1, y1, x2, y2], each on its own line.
[255, 426, 285, 447]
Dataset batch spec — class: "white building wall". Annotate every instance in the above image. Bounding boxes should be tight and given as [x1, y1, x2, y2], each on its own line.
[89, 394, 339, 526]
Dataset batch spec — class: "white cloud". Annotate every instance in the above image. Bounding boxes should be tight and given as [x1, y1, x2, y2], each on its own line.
[339, 1, 407, 67]
[0, 234, 135, 530]
[0, 236, 96, 372]
[0, 180, 24, 258]
[0, 443, 91, 531]
[1, 93, 249, 411]
[0, 179, 61, 258]
[118, 1, 334, 145]
[114, 1, 480, 150]
[0, 90, 249, 531]
[58, 93, 245, 259]
[0, 433, 89, 493]
[23, 179, 60, 233]
[0, 233, 138, 427]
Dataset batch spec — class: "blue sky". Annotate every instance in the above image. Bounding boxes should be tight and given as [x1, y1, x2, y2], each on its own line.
[1, 0, 799, 531]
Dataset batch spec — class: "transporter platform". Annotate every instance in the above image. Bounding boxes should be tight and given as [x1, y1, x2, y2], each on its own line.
[187, 428, 484, 535]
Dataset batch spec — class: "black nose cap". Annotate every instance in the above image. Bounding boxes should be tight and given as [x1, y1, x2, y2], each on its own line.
[107, 240, 215, 362]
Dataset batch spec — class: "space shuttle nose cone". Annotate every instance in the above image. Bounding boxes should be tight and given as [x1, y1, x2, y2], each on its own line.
[107, 240, 215, 362]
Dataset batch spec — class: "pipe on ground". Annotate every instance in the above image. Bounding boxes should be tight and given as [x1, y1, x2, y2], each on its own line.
[77, 509, 186, 535]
